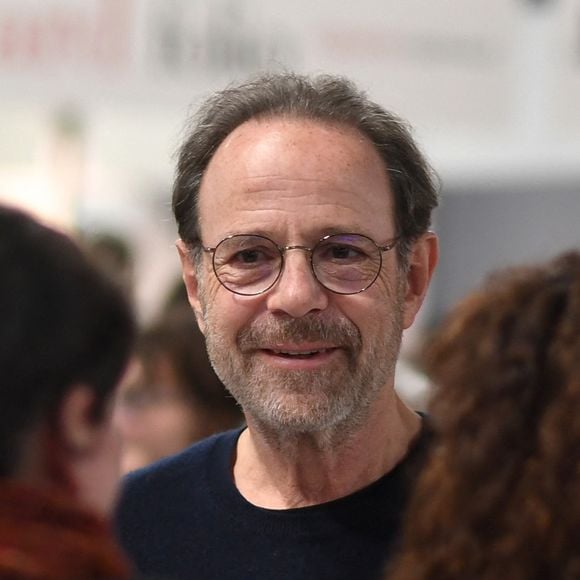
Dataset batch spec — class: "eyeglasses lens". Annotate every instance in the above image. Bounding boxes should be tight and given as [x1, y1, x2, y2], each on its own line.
[213, 235, 281, 295]
[312, 234, 380, 294]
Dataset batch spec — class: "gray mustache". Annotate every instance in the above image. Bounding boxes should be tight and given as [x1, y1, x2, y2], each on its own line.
[238, 315, 361, 350]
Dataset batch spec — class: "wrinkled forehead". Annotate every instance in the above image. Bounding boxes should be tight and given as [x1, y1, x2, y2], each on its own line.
[197, 117, 396, 243]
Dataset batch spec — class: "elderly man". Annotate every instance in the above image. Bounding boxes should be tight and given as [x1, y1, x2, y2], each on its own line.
[116, 73, 439, 580]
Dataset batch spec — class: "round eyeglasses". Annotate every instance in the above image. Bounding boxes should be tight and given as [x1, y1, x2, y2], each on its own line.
[200, 233, 399, 296]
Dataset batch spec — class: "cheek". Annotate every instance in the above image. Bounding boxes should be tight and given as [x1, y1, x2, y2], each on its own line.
[374, 271, 407, 317]
[205, 290, 265, 338]
[87, 425, 123, 515]
[149, 407, 196, 444]
[106, 427, 123, 478]
[197, 266, 221, 306]
[337, 289, 383, 325]
[121, 407, 199, 467]
[373, 264, 405, 297]
[336, 281, 403, 338]
[163, 407, 199, 446]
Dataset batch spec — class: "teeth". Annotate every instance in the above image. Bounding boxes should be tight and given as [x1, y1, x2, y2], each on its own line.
[272, 349, 326, 356]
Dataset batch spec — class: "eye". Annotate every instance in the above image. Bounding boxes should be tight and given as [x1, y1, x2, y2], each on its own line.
[211, 235, 282, 292]
[329, 244, 363, 260]
[233, 247, 272, 265]
[317, 242, 369, 263]
[216, 240, 279, 269]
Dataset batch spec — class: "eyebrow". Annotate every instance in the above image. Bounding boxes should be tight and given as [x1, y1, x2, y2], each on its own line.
[232, 226, 362, 237]
[211, 227, 383, 246]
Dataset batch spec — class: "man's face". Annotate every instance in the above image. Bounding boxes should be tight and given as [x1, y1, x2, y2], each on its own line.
[180, 118, 431, 436]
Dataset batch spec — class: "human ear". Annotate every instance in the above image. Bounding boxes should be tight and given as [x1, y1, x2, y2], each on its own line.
[59, 385, 106, 455]
[402, 232, 439, 329]
[176, 239, 206, 334]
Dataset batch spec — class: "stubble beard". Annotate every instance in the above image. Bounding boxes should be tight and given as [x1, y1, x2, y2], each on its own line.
[199, 282, 405, 442]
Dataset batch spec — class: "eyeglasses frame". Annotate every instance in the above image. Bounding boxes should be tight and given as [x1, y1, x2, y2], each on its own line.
[199, 232, 400, 296]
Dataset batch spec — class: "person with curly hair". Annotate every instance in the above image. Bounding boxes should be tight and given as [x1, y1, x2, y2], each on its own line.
[388, 251, 580, 580]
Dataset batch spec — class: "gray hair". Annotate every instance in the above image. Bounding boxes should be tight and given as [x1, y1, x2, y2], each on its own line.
[173, 72, 439, 263]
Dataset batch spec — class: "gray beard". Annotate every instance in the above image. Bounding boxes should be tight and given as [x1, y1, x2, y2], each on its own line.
[200, 287, 404, 444]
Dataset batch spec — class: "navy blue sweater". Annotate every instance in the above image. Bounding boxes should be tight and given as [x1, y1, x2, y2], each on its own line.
[116, 427, 428, 580]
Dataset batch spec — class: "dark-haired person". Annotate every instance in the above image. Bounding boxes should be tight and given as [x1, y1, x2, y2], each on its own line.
[0, 205, 135, 579]
[388, 251, 580, 580]
[115, 303, 244, 473]
[116, 72, 439, 580]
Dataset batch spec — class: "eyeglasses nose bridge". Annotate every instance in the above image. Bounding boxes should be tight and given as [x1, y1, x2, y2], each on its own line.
[280, 244, 314, 254]
[278, 244, 317, 278]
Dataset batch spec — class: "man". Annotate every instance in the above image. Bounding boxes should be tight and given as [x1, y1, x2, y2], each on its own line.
[116, 72, 439, 580]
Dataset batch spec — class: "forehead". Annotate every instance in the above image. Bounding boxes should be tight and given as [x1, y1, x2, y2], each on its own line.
[198, 117, 396, 242]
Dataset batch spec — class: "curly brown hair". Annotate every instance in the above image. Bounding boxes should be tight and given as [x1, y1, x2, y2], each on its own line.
[388, 251, 580, 580]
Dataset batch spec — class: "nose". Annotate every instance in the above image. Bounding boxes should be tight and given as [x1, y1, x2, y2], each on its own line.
[265, 249, 329, 318]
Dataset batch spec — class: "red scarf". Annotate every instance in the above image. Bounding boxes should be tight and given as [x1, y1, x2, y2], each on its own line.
[0, 481, 131, 579]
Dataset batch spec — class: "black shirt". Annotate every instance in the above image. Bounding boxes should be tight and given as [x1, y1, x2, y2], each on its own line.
[116, 424, 430, 580]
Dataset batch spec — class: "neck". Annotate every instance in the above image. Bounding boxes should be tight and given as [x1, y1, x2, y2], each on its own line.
[233, 388, 421, 509]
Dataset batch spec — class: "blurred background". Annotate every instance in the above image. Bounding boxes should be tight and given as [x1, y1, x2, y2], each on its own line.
[1, 0, 579, 418]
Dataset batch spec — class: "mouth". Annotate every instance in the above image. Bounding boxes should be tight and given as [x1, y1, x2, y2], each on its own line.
[268, 348, 334, 359]
[255, 345, 342, 369]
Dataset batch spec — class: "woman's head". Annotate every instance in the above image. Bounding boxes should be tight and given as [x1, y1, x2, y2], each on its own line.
[0, 205, 135, 513]
[115, 304, 243, 472]
[390, 251, 580, 579]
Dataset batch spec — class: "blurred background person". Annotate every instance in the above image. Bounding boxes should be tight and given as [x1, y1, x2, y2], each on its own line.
[0, 204, 135, 579]
[388, 250, 580, 580]
[82, 231, 136, 307]
[114, 296, 244, 473]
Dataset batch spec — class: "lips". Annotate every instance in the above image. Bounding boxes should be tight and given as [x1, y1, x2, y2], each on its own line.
[268, 347, 335, 358]
[255, 345, 341, 370]
[271, 348, 330, 355]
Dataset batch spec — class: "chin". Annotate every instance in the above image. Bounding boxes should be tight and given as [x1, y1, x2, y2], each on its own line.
[251, 394, 357, 436]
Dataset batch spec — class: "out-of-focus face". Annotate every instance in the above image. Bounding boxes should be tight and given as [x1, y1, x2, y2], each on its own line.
[79, 410, 123, 515]
[113, 356, 197, 474]
[58, 389, 125, 517]
[180, 117, 431, 436]
[15, 389, 125, 517]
